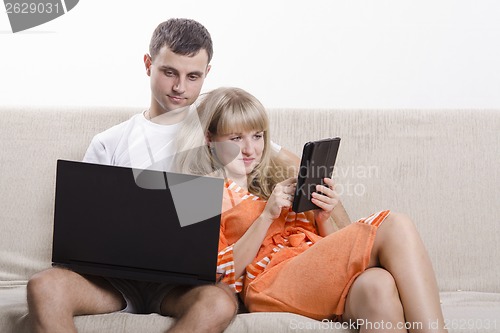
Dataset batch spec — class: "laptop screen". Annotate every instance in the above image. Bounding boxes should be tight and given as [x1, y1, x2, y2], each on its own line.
[52, 159, 224, 285]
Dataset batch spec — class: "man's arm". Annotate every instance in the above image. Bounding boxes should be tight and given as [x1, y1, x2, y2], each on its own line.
[83, 136, 108, 164]
[277, 147, 300, 171]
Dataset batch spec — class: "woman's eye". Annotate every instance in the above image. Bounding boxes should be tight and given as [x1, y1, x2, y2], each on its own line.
[254, 133, 263, 139]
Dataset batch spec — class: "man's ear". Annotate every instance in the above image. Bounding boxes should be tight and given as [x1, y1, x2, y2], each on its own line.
[144, 54, 152, 76]
[205, 64, 211, 77]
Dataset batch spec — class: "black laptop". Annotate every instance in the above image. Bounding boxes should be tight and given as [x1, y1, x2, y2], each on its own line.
[52, 159, 224, 285]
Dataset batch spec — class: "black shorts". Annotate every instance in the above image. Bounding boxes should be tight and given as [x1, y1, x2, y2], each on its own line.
[106, 278, 178, 314]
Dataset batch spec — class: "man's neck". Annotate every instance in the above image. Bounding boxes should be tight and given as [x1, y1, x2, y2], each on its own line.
[148, 105, 191, 125]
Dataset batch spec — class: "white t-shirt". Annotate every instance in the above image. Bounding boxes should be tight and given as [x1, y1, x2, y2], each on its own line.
[84, 111, 186, 171]
[83, 109, 281, 171]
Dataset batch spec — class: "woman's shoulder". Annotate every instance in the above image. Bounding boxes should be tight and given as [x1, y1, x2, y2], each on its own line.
[222, 179, 263, 212]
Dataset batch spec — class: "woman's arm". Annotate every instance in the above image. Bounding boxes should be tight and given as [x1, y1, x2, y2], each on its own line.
[314, 202, 351, 236]
[231, 177, 296, 279]
[312, 177, 352, 236]
[331, 201, 351, 229]
[231, 213, 274, 279]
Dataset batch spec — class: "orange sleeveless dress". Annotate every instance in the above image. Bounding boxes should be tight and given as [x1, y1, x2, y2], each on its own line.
[217, 180, 389, 320]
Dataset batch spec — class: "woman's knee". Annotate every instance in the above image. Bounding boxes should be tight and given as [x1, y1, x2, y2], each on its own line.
[384, 212, 418, 234]
[372, 212, 421, 256]
[355, 268, 400, 302]
[344, 268, 403, 319]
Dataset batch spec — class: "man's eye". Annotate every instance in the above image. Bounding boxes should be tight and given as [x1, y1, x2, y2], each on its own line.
[230, 136, 241, 141]
[188, 75, 200, 81]
[164, 71, 174, 77]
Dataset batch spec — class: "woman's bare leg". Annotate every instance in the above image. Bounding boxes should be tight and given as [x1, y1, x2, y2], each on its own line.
[369, 212, 446, 332]
[344, 268, 406, 332]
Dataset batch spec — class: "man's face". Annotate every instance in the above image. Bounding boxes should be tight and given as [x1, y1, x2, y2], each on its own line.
[145, 46, 211, 114]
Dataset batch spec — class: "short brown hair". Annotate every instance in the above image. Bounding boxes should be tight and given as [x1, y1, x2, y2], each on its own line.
[149, 18, 213, 63]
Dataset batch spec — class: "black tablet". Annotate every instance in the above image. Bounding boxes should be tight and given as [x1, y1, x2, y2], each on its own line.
[292, 137, 341, 213]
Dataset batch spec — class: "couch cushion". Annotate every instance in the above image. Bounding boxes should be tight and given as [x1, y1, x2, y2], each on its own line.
[440, 291, 500, 333]
[0, 286, 30, 333]
[2, 286, 499, 333]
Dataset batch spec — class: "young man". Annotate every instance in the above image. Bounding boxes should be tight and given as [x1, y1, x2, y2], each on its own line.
[27, 18, 239, 333]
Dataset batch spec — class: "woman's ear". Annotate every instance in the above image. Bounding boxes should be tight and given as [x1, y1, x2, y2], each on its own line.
[205, 132, 213, 146]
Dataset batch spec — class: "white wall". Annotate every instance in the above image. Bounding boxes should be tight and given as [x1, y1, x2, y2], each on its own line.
[1, 0, 499, 109]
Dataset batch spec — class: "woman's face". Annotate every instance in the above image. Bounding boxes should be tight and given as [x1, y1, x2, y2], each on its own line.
[210, 130, 265, 180]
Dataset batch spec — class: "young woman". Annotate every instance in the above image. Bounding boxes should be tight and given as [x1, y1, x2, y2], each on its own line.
[175, 87, 447, 333]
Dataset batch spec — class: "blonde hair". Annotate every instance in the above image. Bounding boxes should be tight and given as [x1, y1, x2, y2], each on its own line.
[175, 87, 291, 199]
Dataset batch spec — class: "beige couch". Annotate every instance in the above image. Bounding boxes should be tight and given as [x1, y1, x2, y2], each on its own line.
[0, 106, 499, 333]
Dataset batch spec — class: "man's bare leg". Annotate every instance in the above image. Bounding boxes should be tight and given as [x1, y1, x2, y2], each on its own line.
[27, 267, 125, 333]
[161, 283, 238, 333]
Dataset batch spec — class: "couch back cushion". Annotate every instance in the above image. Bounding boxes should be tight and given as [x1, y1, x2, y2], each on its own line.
[0, 107, 137, 285]
[0, 107, 498, 293]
